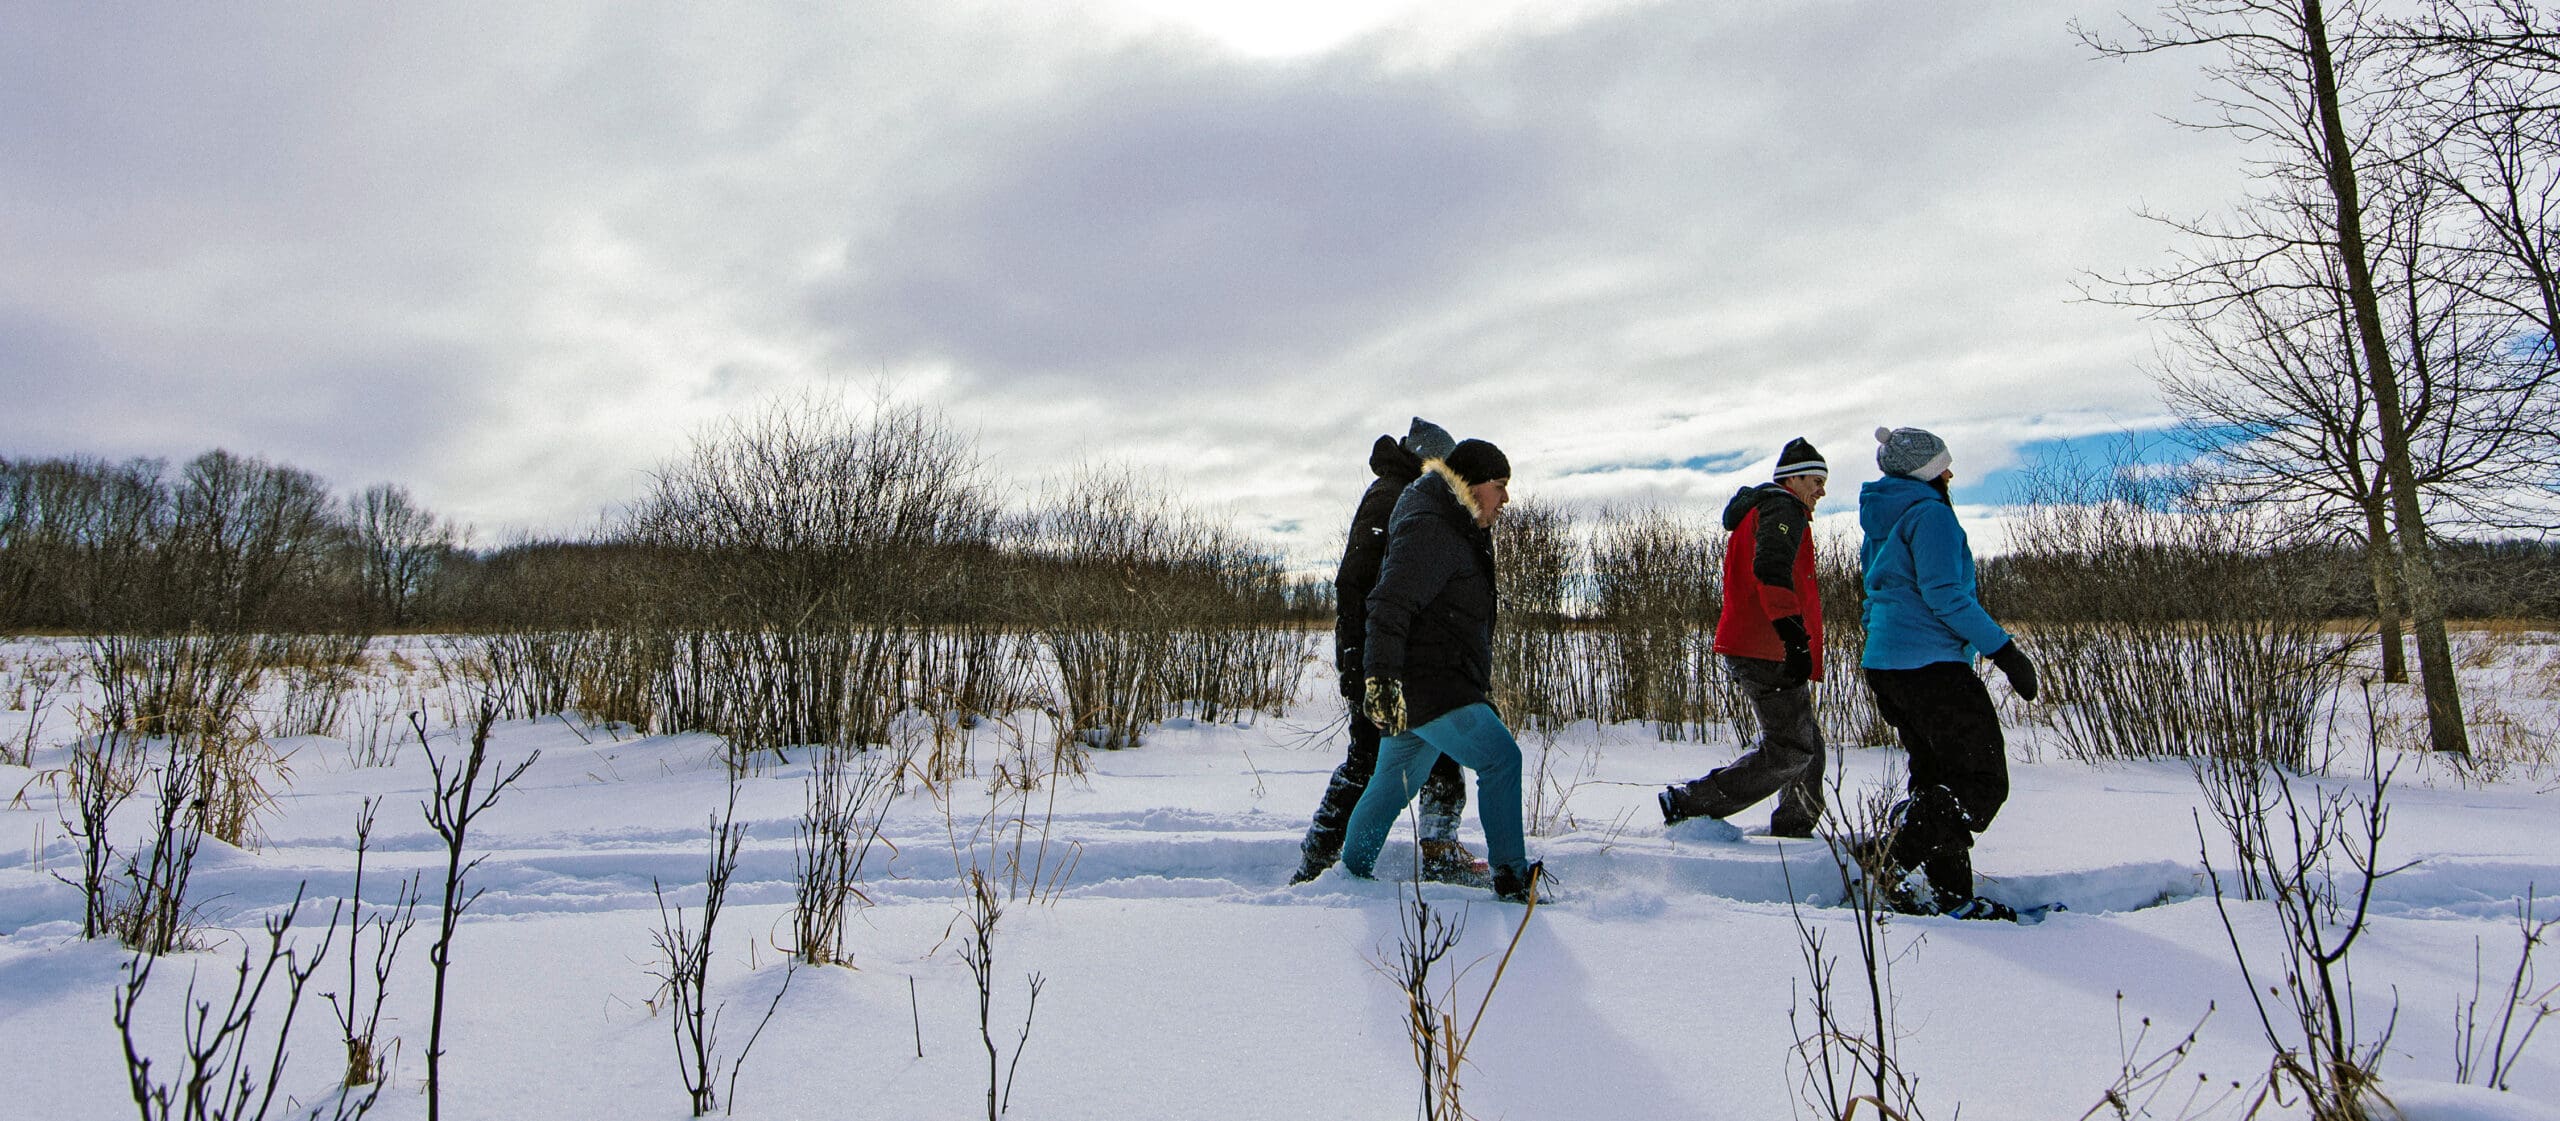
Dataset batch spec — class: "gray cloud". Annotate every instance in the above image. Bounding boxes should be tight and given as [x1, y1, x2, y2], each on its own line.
[1, 1, 2243, 564]
[818, 51, 1567, 384]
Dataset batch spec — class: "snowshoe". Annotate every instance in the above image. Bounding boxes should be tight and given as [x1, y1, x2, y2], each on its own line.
[1942, 897, 2067, 924]
[1419, 839, 1492, 887]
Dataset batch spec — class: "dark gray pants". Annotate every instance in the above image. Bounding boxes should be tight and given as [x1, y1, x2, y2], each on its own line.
[1664, 655, 1826, 835]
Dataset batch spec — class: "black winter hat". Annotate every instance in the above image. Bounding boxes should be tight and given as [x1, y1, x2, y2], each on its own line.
[1445, 439, 1511, 486]
[1773, 437, 1827, 481]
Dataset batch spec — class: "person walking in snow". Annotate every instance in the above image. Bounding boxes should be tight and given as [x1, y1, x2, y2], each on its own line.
[1290, 418, 1482, 886]
[1660, 438, 1830, 837]
[1856, 426, 2039, 920]
[1339, 437, 1541, 903]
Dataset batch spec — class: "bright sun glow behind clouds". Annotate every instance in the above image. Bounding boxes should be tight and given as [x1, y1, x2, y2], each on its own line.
[1094, 0, 1639, 59]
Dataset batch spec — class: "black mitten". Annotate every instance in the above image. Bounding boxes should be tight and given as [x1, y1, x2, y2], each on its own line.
[1772, 615, 1814, 686]
[1989, 641, 2039, 702]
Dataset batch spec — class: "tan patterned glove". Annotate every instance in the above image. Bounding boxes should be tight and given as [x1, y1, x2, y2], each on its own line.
[1363, 677, 1408, 737]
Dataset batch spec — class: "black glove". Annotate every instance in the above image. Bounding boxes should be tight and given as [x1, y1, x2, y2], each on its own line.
[1337, 661, 1362, 702]
[1363, 677, 1409, 736]
[1989, 641, 2038, 702]
[1771, 615, 1814, 687]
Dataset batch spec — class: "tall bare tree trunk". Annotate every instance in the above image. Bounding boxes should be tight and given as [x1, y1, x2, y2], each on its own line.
[2303, 0, 2467, 753]
[2359, 493, 2407, 683]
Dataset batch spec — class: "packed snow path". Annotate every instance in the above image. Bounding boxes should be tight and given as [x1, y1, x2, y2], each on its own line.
[5, 700, 2559, 1120]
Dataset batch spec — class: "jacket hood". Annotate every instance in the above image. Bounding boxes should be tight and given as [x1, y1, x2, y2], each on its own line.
[1410, 460, 1486, 526]
[1859, 474, 1946, 539]
[1722, 483, 1792, 532]
[1370, 434, 1422, 482]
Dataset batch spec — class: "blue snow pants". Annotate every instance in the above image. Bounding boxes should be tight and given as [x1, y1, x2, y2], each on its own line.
[1340, 703, 1526, 878]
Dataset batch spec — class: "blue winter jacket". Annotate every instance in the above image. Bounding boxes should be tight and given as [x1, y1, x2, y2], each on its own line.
[1857, 474, 2010, 670]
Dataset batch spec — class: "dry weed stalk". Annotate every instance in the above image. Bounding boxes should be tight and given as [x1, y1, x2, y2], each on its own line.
[1373, 836, 1540, 1121]
[2194, 740, 2407, 1121]
[2452, 889, 2558, 1091]
[2078, 994, 2236, 1121]
[1784, 771, 1928, 1121]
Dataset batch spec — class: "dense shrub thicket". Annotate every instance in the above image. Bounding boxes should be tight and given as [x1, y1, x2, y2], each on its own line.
[8, 410, 2554, 765]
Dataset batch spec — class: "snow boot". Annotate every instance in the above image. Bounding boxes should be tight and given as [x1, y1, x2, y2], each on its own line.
[1659, 782, 1730, 828]
[1291, 835, 1343, 885]
[1289, 850, 1333, 885]
[1491, 860, 1548, 904]
[1418, 839, 1491, 887]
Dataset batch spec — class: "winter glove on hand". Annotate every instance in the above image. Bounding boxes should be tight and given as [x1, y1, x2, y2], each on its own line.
[1337, 658, 1362, 702]
[1771, 615, 1814, 687]
[1363, 677, 1409, 737]
[1989, 641, 2038, 702]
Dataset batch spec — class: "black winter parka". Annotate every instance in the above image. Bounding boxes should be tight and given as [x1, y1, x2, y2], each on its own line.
[1363, 466, 1499, 730]
[1332, 435, 1426, 698]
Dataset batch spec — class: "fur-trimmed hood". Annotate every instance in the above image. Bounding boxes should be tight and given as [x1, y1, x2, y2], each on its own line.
[1420, 458, 1485, 524]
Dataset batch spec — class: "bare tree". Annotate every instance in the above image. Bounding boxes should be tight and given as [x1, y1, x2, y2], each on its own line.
[348, 483, 455, 627]
[2081, 0, 2493, 752]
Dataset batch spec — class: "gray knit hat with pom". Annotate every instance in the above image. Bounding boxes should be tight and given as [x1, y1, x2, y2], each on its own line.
[1401, 417, 1457, 461]
[1874, 426, 1952, 480]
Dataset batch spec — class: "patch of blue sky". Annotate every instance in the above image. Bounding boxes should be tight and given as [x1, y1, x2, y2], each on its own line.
[1957, 425, 2241, 506]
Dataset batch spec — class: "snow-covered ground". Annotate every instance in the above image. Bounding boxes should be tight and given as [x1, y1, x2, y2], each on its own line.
[2, 636, 2557, 1120]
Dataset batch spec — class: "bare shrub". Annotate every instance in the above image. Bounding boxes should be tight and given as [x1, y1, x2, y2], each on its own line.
[957, 869, 1044, 1120]
[651, 785, 794, 1117]
[1372, 827, 1538, 1121]
[5, 647, 81, 765]
[328, 799, 420, 1093]
[1492, 500, 1593, 732]
[1030, 470, 1181, 750]
[2080, 995, 2231, 1121]
[87, 631, 288, 847]
[2193, 742, 2405, 1120]
[792, 743, 901, 967]
[1587, 507, 1723, 739]
[114, 885, 351, 1121]
[2001, 463, 2357, 769]
[52, 732, 141, 939]
[89, 631, 265, 741]
[268, 633, 371, 739]
[419, 701, 537, 1121]
[112, 744, 208, 956]
[1025, 469, 1301, 748]
[477, 629, 581, 723]
[625, 396, 998, 762]
[572, 624, 669, 732]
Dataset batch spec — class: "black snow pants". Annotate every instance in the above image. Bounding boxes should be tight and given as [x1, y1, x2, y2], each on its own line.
[1301, 709, 1466, 863]
[1863, 660, 2009, 903]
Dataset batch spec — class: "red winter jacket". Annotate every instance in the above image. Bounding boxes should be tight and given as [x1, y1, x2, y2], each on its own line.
[1712, 484, 1823, 679]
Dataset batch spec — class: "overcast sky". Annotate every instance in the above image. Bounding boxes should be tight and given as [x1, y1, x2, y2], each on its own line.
[2, 1, 2246, 561]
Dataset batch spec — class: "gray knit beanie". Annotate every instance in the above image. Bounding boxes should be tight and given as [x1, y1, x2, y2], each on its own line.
[1402, 417, 1457, 461]
[1874, 426, 1952, 480]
